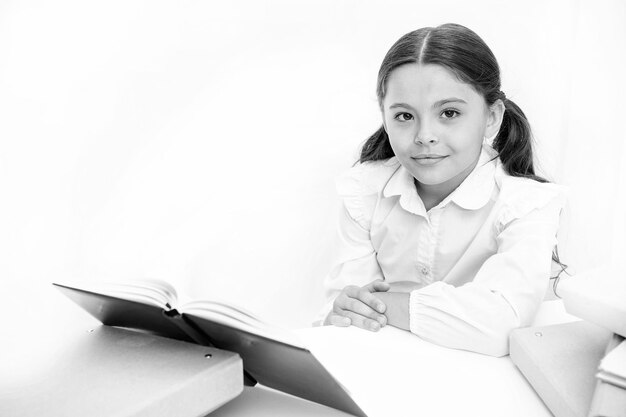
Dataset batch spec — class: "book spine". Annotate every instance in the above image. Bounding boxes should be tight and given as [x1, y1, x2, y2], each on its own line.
[164, 309, 215, 346]
[164, 309, 258, 387]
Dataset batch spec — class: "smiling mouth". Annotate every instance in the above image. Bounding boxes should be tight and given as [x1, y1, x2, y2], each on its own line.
[412, 155, 448, 165]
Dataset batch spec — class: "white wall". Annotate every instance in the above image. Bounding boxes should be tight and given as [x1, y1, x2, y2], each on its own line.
[1, 0, 624, 328]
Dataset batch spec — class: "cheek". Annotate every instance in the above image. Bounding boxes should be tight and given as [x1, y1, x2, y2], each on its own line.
[387, 130, 414, 156]
[447, 121, 485, 151]
[384, 124, 408, 147]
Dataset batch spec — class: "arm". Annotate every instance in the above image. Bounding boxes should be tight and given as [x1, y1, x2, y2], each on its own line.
[369, 281, 422, 330]
[373, 291, 410, 330]
[316, 195, 389, 330]
[404, 197, 563, 357]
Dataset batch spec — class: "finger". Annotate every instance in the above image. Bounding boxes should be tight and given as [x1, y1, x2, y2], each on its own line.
[328, 313, 351, 327]
[332, 291, 357, 313]
[342, 310, 382, 332]
[365, 279, 390, 293]
[344, 286, 382, 310]
[335, 290, 385, 324]
[373, 281, 390, 292]
[353, 287, 387, 314]
[341, 297, 386, 326]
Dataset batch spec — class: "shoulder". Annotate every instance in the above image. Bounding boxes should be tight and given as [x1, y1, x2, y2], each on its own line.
[494, 166, 568, 228]
[335, 157, 401, 197]
[335, 158, 400, 229]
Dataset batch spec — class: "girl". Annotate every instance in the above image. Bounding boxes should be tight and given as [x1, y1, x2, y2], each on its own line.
[320, 23, 565, 357]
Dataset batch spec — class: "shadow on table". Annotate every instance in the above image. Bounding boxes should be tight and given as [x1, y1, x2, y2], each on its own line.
[210, 386, 353, 417]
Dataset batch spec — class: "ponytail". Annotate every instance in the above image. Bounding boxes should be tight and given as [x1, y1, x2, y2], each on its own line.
[494, 96, 566, 283]
[493, 97, 547, 183]
[359, 125, 394, 163]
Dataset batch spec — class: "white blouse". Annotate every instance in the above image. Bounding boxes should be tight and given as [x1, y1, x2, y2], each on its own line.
[320, 146, 566, 357]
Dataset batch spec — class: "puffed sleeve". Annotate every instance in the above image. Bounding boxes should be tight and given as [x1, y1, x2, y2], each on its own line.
[313, 162, 394, 325]
[408, 178, 567, 356]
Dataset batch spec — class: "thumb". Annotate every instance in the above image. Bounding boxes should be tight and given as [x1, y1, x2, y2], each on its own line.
[368, 279, 390, 292]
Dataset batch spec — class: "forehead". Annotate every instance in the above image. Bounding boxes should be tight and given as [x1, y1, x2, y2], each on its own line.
[383, 63, 484, 108]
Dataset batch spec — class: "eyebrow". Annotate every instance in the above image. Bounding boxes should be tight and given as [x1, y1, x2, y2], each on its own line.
[388, 97, 467, 110]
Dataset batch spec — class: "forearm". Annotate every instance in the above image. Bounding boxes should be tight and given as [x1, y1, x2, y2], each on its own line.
[409, 282, 521, 357]
[374, 291, 410, 330]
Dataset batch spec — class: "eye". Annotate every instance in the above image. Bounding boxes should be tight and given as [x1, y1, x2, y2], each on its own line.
[441, 109, 460, 119]
[394, 112, 414, 122]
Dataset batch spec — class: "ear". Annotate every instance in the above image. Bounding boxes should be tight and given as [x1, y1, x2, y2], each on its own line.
[484, 99, 505, 141]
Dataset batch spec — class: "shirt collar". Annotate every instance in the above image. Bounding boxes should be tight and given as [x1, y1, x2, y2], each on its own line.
[383, 145, 498, 216]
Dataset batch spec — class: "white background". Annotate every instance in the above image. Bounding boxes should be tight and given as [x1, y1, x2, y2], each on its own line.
[1, 0, 625, 328]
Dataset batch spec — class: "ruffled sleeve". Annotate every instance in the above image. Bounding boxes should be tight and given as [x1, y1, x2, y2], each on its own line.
[334, 159, 399, 230]
[334, 163, 369, 230]
[495, 176, 568, 234]
[408, 176, 567, 356]
[313, 160, 399, 325]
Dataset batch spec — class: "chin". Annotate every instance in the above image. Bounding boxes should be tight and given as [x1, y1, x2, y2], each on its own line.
[412, 174, 447, 186]
[416, 179, 447, 186]
[409, 167, 445, 182]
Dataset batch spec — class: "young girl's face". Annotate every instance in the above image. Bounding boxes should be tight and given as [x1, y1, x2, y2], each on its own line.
[382, 63, 500, 196]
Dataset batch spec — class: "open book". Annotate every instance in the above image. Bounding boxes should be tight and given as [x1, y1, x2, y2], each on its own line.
[53, 279, 366, 417]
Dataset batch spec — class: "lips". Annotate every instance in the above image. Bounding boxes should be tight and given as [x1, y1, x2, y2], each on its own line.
[411, 154, 448, 166]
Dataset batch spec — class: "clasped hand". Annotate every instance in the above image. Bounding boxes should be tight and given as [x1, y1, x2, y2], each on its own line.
[325, 279, 422, 332]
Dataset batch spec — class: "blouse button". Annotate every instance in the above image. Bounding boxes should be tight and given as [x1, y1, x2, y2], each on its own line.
[421, 266, 429, 275]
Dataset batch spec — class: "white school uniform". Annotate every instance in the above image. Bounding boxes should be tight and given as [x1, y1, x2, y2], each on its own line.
[320, 145, 566, 357]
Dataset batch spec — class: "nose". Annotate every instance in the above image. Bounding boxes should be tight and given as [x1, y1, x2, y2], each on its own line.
[414, 134, 439, 145]
[414, 121, 438, 145]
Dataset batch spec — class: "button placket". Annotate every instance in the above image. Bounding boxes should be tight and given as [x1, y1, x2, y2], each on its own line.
[415, 217, 429, 281]
[422, 208, 441, 282]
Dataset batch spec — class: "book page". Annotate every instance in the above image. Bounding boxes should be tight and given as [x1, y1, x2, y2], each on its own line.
[59, 279, 178, 309]
[181, 300, 304, 348]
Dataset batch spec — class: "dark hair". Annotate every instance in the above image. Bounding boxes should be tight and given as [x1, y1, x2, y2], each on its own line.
[360, 23, 546, 182]
[360, 23, 567, 282]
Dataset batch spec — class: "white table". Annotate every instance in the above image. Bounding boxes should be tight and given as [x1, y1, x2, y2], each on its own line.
[1, 281, 577, 417]
[213, 301, 578, 417]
